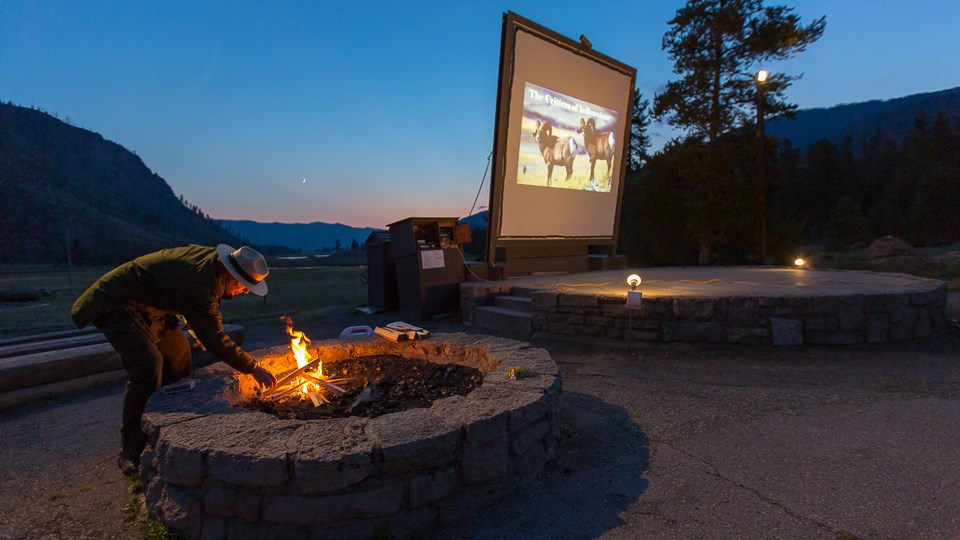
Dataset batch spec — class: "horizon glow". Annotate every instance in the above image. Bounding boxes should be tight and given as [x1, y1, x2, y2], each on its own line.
[2, 0, 958, 227]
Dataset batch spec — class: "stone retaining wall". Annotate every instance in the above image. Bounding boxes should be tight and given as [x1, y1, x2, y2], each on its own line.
[526, 286, 948, 345]
[140, 334, 560, 539]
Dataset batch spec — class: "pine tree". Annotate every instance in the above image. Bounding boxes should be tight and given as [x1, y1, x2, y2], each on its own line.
[654, 0, 825, 143]
[628, 89, 652, 173]
[653, 0, 824, 263]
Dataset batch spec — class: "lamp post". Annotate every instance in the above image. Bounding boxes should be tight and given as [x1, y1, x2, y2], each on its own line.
[755, 69, 769, 265]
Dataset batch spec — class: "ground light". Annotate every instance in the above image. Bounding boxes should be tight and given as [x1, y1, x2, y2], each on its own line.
[626, 273, 643, 350]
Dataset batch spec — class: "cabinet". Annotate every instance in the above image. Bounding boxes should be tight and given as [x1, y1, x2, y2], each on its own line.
[365, 230, 398, 311]
[387, 217, 465, 321]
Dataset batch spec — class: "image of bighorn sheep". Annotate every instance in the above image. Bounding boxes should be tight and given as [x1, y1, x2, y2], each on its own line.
[577, 117, 615, 181]
[533, 120, 578, 187]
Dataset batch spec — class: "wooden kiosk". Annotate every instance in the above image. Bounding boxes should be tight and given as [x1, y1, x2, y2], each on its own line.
[388, 217, 468, 320]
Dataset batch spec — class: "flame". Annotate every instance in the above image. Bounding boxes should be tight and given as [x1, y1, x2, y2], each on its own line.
[273, 316, 348, 405]
[282, 316, 314, 395]
[282, 315, 312, 369]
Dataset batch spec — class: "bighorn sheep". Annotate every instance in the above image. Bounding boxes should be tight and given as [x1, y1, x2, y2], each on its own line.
[534, 120, 578, 187]
[577, 117, 615, 181]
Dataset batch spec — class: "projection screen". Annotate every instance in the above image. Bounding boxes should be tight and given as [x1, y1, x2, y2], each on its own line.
[489, 13, 636, 245]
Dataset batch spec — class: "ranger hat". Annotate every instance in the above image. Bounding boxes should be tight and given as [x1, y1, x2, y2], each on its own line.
[216, 244, 269, 296]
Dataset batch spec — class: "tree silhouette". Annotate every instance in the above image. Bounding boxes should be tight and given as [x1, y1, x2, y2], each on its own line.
[628, 89, 652, 173]
[654, 0, 825, 143]
[652, 0, 825, 263]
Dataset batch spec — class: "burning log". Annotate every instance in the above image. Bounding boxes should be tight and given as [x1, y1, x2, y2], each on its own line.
[308, 392, 330, 407]
[267, 384, 303, 401]
[264, 363, 349, 402]
[261, 317, 352, 405]
[264, 358, 322, 396]
[300, 373, 347, 396]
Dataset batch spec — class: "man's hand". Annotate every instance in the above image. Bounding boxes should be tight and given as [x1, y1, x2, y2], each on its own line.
[251, 365, 277, 389]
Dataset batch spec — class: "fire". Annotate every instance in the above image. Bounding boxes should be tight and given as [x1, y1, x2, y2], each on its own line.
[267, 316, 349, 406]
[284, 315, 312, 370]
[283, 315, 315, 395]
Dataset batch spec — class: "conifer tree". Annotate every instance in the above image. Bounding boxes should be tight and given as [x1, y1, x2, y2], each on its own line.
[628, 89, 652, 173]
[653, 0, 824, 263]
[654, 0, 825, 143]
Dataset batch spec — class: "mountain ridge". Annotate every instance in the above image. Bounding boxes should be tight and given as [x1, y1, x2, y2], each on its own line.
[767, 86, 960, 150]
[4, 85, 956, 263]
[217, 219, 377, 254]
[0, 102, 245, 265]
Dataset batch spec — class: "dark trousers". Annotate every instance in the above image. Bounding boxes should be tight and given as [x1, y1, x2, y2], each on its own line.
[94, 310, 191, 459]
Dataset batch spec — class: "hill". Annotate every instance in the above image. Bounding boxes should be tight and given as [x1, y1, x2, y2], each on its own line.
[0, 102, 246, 265]
[459, 210, 488, 229]
[767, 87, 960, 151]
[217, 220, 377, 254]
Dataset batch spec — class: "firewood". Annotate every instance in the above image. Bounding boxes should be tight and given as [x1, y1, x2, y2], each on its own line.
[263, 359, 321, 396]
[300, 373, 346, 396]
[320, 380, 347, 395]
[268, 384, 303, 401]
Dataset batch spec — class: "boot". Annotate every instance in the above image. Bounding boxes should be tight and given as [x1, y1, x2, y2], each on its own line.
[117, 451, 140, 476]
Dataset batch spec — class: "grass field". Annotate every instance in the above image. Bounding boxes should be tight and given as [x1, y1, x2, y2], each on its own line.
[0, 263, 368, 337]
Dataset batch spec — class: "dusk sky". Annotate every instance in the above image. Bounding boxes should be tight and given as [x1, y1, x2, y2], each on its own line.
[2, 1, 958, 228]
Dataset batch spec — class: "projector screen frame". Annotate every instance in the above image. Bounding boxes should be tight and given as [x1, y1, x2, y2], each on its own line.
[486, 12, 637, 269]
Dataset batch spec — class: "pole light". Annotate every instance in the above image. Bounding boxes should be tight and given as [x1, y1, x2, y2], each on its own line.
[755, 69, 769, 265]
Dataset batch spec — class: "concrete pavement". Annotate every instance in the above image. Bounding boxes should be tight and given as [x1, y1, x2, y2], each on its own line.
[435, 328, 960, 538]
[1, 320, 959, 539]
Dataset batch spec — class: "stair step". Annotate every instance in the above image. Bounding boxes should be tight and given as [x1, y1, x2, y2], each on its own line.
[493, 295, 532, 313]
[511, 287, 537, 298]
[474, 305, 532, 339]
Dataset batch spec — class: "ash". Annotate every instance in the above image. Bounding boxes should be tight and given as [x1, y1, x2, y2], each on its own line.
[244, 354, 484, 420]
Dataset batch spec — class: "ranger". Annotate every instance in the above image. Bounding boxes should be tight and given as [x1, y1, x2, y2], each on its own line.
[71, 244, 277, 475]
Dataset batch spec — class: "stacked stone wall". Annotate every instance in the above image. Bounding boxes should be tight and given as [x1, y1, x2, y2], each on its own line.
[141, 334, 560, 539]
[518, 283, 948, 346]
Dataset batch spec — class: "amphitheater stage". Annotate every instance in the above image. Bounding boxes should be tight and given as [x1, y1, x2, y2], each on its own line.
[460, 266, 948, 346]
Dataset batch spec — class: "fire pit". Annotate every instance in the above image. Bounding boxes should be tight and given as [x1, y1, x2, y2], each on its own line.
[139, 333, 561, 539]
[237, 319, 486, 420]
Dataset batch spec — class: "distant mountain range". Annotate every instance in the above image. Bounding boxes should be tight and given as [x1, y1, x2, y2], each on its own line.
[216, 216, 493, 254]
[767, 87, 960, 150]
[218, 220, 377, 254]
[3, 86, 956, 263]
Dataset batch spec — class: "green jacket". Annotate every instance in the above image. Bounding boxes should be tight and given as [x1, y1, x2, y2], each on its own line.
[71, 245, 257, 374]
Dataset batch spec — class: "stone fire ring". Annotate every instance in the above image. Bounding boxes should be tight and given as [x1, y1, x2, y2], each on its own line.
[140, 333, 561, 540]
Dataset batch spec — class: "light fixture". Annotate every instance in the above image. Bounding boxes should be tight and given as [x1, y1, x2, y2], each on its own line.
[794, 258, 806, 267]
[754, 69, 771, 265]
[624, 273, 644, 350]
